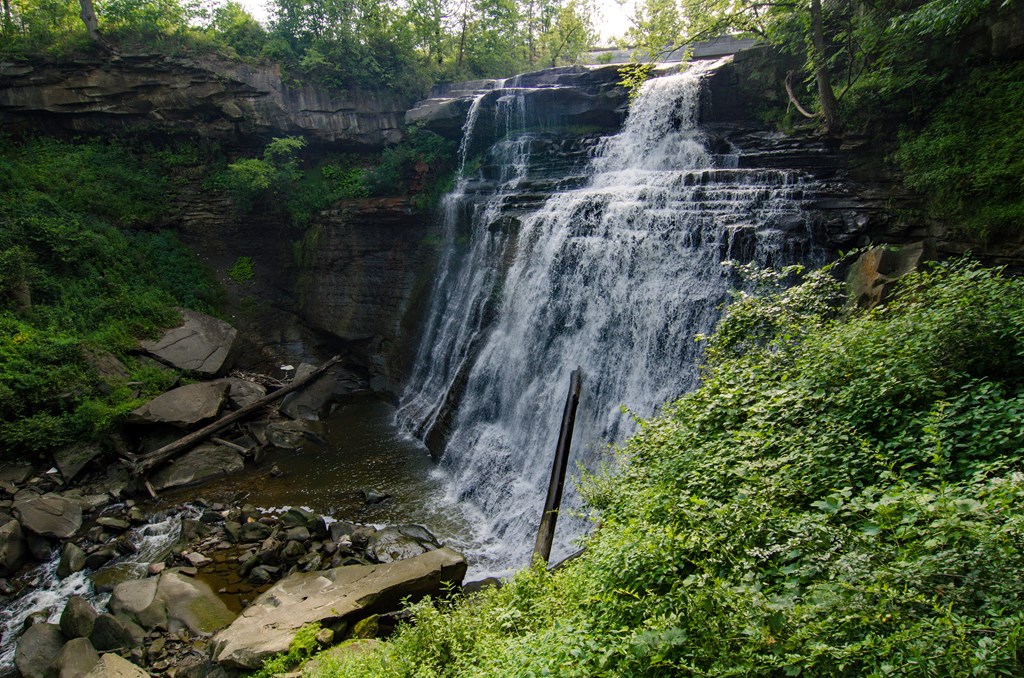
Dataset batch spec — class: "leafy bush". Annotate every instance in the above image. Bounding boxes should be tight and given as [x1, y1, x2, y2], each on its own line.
[363, 127, 457, 208]
[311, 259, 1024, 676]
[896, 62, 1024, 239]
[228, 256, 255, 284]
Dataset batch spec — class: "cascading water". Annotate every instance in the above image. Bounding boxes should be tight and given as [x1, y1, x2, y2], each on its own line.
[0, 507, 197, 674]
[400, 58, 822, 576]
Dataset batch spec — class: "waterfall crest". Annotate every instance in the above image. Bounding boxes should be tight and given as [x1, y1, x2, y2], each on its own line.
[399, 59, 820, 575]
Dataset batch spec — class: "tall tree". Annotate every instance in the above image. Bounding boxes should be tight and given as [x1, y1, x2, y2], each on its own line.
[78, 0, 102, 43]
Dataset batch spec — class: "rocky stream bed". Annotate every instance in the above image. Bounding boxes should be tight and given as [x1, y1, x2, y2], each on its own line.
[0, 309, 476, 678]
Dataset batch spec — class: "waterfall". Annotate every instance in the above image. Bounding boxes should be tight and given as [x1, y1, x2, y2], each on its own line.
[399, 59, 820, 576]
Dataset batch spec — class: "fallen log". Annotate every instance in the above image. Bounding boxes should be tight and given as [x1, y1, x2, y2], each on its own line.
[124, 355, 343, 478]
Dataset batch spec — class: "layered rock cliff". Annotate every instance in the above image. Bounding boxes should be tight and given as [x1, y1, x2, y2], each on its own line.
[0, 53, 409, 149]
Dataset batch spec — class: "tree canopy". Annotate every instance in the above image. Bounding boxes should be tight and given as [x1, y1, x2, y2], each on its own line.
[625, 0, 1022, 136]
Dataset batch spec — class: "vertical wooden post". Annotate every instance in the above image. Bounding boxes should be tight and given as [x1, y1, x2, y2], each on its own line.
[533, 366, 583, 565]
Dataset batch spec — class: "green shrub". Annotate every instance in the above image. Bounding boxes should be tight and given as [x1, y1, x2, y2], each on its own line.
[312, 259, 1024, 677]
[228, 256, 256, 284]
[252, 622, 324, 678]
[896, 62, 1024, 239]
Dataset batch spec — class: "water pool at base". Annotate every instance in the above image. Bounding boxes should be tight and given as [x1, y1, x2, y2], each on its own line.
[160, 397, 479, 565]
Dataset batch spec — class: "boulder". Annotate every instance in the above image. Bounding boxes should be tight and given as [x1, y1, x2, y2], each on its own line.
[156, 570, 237, 635]
[149, 444, 244, 491]
[109, 577, 168, 630]
[109, 570, 236, 635]
[83, 653, 149, 678]
[89, 614, 140, 651]
[60, 596, 98, 639]
[26, 533, 54, 560]
[366, 525, 441, 564]
[82, 349, 130, 385]
[53, 443, 104, 484]
[14, 622, 67, 678]
[127, 381, 228, 429]
[264, 420, 325, 450]
[279, 364, 361, 421]
[52, 637, 100, 678]
[0, 518, 27, 576]
[13, 493, 83, 539]
[0, 463, 33, 485]
[139, 308, 238, 376]
[57, 542, 87, 578]
[212, 377, 267, 409]
[212, 547, 467, 669]
[846, 242, 925, 310]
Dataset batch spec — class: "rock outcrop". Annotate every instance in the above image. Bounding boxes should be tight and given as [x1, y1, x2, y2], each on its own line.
[212, 547, 468, 669]
[846, 242, 926, 310]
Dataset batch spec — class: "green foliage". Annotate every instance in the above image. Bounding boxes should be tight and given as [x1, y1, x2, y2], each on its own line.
[617, 62, 655, 101]
[311, 260, 1024, 676]
[895, 62, 1024, 239]
[0, 136, 220, 457]
[222, 136, 307, 210]
[363, 127, 457, 208]
[227, 256, 255, 284]
[252, 622, 324, 678]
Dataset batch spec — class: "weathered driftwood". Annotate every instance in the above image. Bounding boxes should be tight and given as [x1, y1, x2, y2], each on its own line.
[533, 366, 583, 565]
[125, 356, 343, 478]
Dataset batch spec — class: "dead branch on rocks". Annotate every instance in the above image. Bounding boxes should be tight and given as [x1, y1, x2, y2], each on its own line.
[123, 356, 342, 482]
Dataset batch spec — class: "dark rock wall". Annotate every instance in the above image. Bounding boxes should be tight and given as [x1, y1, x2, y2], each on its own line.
[294, 199, 440, 391]
[704, 47, 1024, 268]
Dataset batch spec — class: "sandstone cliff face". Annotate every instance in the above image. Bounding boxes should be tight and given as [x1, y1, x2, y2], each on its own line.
[0, 53, 409, 148]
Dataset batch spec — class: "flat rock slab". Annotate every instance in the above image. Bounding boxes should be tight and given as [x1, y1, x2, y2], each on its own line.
[127, 381, 228, 429]
[13, 493, 83, 538]
[212, 547, 467, 669]
[140, 308, 238, 376]
[150, 444, 244, 491]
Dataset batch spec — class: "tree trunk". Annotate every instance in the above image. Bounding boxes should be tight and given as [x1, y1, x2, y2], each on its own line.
[2, 0, 12, 36]
[78, 0, 103, 43]
[809, 0, 842, 136]
[457, 0, 469, 69]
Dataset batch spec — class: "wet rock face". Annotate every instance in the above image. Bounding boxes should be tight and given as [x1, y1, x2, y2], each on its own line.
[0, 55, 410, 149]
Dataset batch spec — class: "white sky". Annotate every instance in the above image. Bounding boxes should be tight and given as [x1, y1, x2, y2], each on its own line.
[232, 0, 634, 46]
